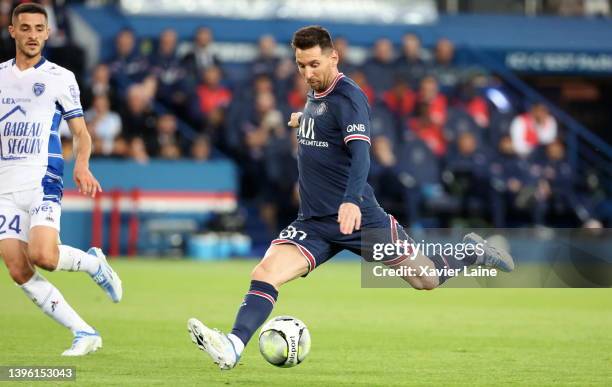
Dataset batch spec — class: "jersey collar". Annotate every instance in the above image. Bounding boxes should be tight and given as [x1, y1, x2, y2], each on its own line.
[314, 72, 344, 99]
[11, 56, 46, 70]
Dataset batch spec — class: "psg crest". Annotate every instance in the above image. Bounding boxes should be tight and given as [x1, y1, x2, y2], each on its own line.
[33, 82, 46, 97]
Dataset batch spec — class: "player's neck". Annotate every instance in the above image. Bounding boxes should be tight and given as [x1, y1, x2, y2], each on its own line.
[14, 52, 43, 71]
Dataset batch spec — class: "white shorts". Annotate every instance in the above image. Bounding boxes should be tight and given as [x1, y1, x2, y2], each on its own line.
[0, 187, 62, 242]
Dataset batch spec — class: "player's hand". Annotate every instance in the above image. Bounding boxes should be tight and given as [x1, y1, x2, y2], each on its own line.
[73, 164, 103, 198]
[338, 202, 361, 235]
[288, 112, 303, 128]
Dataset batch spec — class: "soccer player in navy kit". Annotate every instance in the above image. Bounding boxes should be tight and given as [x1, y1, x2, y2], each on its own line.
[187, 26, 514, 370]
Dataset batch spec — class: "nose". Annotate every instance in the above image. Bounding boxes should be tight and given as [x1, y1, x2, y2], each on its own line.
[304, 67, 314, 81]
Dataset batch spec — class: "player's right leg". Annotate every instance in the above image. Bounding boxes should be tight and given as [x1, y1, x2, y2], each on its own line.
[0, 238, 101, 356]
[25, 188, 122, 303]
[188, 243, 310, 370]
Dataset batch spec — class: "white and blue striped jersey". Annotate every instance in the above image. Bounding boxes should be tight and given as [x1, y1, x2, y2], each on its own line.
[0, 57, 83, 198]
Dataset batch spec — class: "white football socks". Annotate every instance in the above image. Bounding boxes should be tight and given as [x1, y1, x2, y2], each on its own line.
[20, 272, 95, 334]
[56, 245, 100, 275]
[227, 333, 245, 356]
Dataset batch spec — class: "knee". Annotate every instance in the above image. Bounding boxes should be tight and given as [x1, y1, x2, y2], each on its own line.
[251, 259, 275, 283]
[8, 264, 34, 285]
[27, 246, 58, 271]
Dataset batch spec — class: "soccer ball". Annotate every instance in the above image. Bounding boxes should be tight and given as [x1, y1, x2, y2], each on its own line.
[258, 316, 311, 367]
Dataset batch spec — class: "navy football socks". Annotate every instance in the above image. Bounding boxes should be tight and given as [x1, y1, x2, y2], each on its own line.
[230, 280, 278, 345]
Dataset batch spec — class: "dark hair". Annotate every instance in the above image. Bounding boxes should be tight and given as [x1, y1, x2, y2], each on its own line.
[11, 3, 48, 24]
[291, 25, 334, 51]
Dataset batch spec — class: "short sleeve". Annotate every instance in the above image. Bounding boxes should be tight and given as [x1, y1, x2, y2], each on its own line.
[336, 92, 371, 145]
[56, 70, 83, 121]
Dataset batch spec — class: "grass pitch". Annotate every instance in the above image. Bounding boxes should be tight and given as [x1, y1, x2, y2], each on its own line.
[0, 259, 610, 386]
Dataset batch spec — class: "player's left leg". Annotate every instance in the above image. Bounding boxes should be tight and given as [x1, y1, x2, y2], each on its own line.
[389, 229, 515, 290]
[359, 209, 514, 290]
[26, 198, 122, 302]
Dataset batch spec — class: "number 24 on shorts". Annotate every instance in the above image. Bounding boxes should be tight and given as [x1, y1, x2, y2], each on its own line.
[0, 214, 22, 235]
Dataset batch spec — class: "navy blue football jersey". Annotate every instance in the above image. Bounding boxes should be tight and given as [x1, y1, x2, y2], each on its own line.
[296, 73, 379, 219]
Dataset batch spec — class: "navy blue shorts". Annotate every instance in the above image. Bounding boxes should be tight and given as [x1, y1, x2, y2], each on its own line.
[271, 206, 414, 274]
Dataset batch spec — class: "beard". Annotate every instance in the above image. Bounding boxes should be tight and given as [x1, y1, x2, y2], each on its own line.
[19, 43, 42, 59]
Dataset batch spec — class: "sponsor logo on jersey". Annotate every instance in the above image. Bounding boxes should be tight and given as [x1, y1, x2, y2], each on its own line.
[315, 102, 327, 116]
[32, 82, 45, 97]
[346, 123, 366, 132]
[297, 117, 329, 148]
[31, 203, 54, 217]
[0, 106, 43, 160]
[1, 97, 32, 104]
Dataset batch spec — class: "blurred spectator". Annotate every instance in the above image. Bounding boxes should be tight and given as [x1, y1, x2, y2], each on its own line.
[457, 77, 489, 128]
[274, 58, 297, 103]
[85, 95, 122, 156]
[201, 107, 228, 153]
[0, 7, 13, 62]
[196, 65, 232, 116]
[430, 38, 462, 94]
[160, 143, 182, 160]
[107, 29, 149, 92]
[394, 33, 428, 88]
[510, 102, 558, 157]
[146, 114, 184, 158]
[407, 102, 447, 157]
[251, 34, 280, 78]
[191, 135, 212, 162]
[41, 0, 86, 80]
[82, 64, 118, 110]
[490, 135, 539, 227]
[362, 38, 396, 93]
[239, 91, 285, 199]
[181, 26, 220, 84]
[382, 78, 416, 122]
[348, 70, 375, 106]
[418, 76, 448, 126]
[334, 36, 357, 75]
[262, 129, 299, 232]
[129, 137, 150, 164]
[370, 134, 447, 226]
[444, 132, 491, 220]
[286, 73, 309, 111]
[109, 136, 129, 159]
[150, 29, 188, 113]
[119, 84, 157, 139]
[532, 141, 594, 226]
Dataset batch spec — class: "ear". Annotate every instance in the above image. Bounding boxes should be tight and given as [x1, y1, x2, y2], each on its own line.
[329, 49, 339, 65]
[8, 24, 15, 39]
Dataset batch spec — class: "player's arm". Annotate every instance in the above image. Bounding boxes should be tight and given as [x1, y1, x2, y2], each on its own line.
[338, 140, 370, 234]
[337, 93, 372, 235]
[68, 117, 102, 198]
